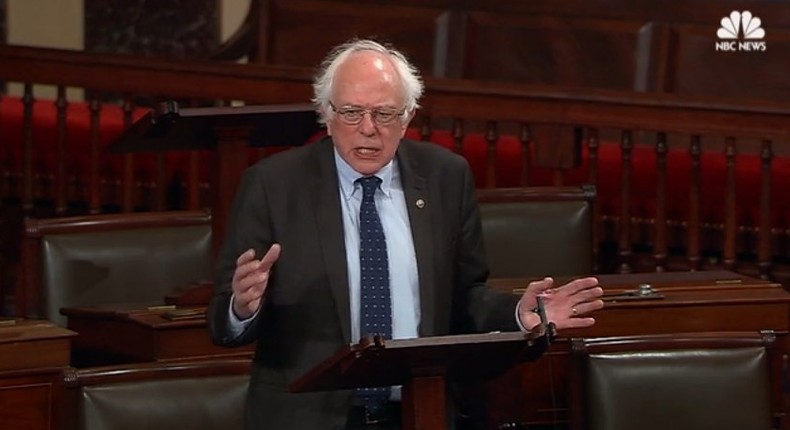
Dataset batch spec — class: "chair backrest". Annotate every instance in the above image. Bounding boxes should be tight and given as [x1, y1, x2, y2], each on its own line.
[61, 358, 250, 430]
[569, 331, 783, 430]
[17, 210, 212, 325]
[476, 185, 595, 279]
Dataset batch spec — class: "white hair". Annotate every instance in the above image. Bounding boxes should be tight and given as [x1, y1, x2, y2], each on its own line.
[311, 39, 424, 125]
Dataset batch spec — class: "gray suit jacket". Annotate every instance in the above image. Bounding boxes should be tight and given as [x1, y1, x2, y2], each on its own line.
[208, 137, 519, 430]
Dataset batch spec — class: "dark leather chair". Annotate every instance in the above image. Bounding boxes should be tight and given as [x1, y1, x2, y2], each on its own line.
[476, 185, 595, 279]
[17, 210, 212, 325]
[569, 331, 784, 430]
[61, 358, 250, 430]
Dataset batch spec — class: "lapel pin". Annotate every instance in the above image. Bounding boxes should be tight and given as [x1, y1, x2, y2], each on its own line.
[416, 198, 425, 208]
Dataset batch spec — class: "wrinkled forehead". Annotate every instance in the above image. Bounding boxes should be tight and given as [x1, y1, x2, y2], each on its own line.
[332, 51, 404, 105]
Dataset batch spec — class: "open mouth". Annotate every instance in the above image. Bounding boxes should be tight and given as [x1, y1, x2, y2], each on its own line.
[355, 147, 380, 157]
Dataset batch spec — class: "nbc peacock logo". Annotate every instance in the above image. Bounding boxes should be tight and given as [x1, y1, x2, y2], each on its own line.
[715, 10, 767, 52]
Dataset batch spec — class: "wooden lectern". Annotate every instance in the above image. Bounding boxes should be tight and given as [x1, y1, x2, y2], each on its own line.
[290, 330, 553, 430]
[111, 102, 321, 257]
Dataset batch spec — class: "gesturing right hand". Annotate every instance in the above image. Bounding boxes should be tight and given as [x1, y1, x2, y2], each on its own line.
[231, 244, 281, 320]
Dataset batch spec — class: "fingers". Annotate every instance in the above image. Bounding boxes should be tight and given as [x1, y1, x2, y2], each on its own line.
[564, 277, 604, 318]
[232, 245, 282, 289]
[526, 277, 553, 295]
[236, 248, 257, 266]
[231, 245, 281, 316]
[259, 243, 282, 272]
[233, 249, 262, 286]
[572, 298, 605, 316]
[538, 276, 605, 331]
[559, 316, 596, 329]
[558, 277, 599, 295]
[519, 277, 554, 311]
[576, 287, 605, 304]
[549, 277, 603, 304]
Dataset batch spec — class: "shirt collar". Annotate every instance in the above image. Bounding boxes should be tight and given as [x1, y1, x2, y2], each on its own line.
[334, 148, 395, 201]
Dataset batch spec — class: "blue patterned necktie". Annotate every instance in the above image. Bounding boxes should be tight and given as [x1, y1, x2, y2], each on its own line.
[355, 176, 392, 414]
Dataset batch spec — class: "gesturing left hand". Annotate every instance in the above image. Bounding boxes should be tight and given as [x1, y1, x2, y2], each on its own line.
[517, 276, 604, 331]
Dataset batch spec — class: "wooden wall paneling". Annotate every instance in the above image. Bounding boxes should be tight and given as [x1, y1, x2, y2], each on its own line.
[461, 13, 651, 90]
[243, 0, 790, 102]
[665, 23, 790, 100]
[446, 0, 787, 25]
[265, 0, 446, 75]
[433, 8, 469, 79]
[633, 22, 671, 93]
[456, 11, 667, 185]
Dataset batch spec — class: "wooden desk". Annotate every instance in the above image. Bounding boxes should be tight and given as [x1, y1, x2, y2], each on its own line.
[485, 271, 790, 429]
[61, 305, 253, 366]
[0, 319, 75, 430]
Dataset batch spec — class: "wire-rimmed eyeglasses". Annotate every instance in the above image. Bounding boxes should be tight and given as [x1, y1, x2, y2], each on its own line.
[329, 102, 406, 126]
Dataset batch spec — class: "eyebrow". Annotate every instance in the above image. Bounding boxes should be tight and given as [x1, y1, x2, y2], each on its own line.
[338, 104, 399, 110]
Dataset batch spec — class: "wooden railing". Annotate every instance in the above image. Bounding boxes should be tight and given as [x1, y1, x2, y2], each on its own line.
[416, 82, 790, 277]
[2, 44, 790, 313]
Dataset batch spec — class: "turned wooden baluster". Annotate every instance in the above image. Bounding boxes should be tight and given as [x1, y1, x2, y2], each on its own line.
[153, 152, 167, 211]
[0, 95, 4, 202]
[723, 137, 737, 271]
[185, 99, 202, 210]
[88, 99, 102, 214]
[452, 118, 464, 156]
[121, 96, 135, 212]
[54, 87, 69, 215]
[618, 130, 633, 274]
[518, 124, 531, 187]
[186, 150, 201, 210]
[687, 135, 702, 271]
[419, 114, 431, 143]
[586, 127, 600, 273]
[484, 121, 498, 188]
[758, 139, 773, 279]
[653, 132, 668, 272]
[22, 83, 35, 213]
[0, 95, 3, 315]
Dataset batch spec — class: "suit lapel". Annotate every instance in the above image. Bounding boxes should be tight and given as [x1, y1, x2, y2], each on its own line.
[397, 141, 436, 336]
[309, 139, 352, 344]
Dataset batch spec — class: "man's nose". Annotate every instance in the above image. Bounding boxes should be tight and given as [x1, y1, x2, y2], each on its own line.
[357, 111, 377, 134]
